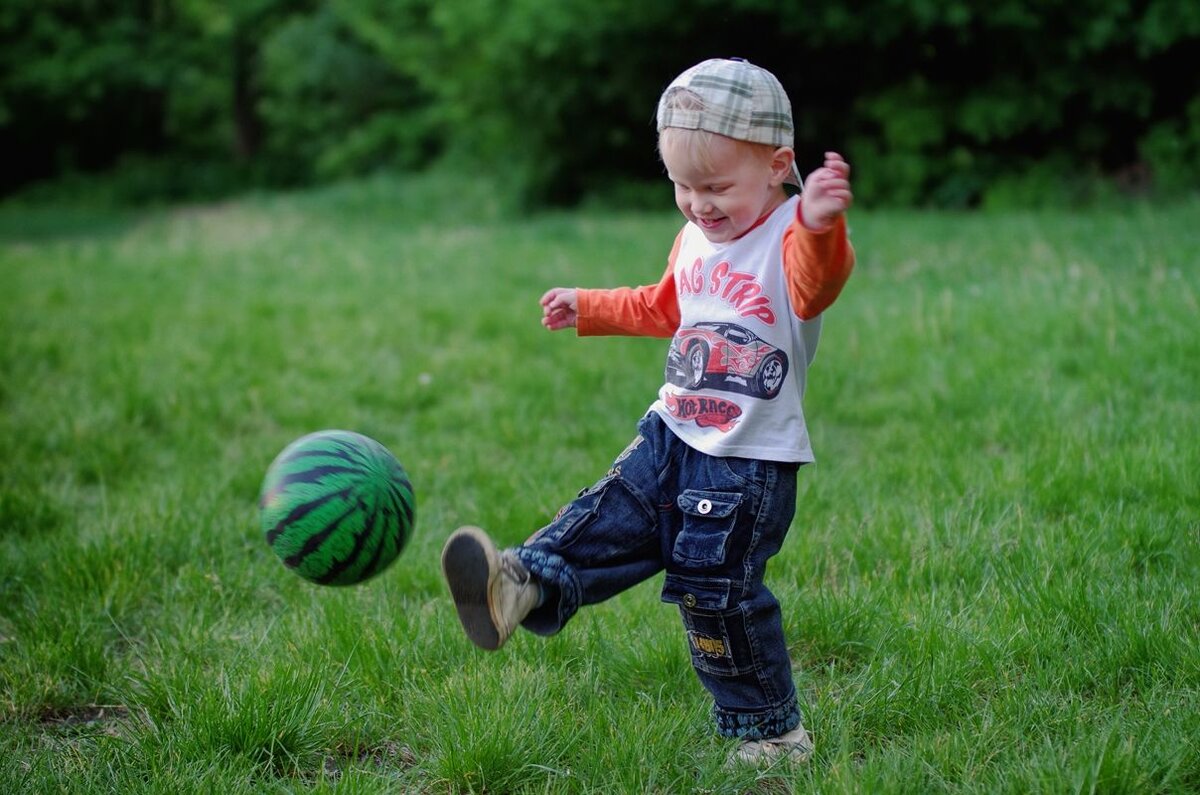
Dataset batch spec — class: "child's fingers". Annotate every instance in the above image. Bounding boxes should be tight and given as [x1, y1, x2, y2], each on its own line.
[823, 153, 850, 177]
[811, 163, 850, 184]
[543, 301, 572, 320]
[542, 310, 576, 331]
[807, 168, 835, 188]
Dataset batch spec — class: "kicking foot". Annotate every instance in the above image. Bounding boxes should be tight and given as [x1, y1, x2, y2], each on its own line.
[441, 526, 539, 651]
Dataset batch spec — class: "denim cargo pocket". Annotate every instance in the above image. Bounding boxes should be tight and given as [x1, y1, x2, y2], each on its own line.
[534, 476, 612, 550]
[531, 474, 654, 558]
[661, 573, 738, 677]
[672, 490, 742, 568]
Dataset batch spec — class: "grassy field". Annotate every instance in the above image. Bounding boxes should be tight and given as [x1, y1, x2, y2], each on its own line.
[1, 176, 1198, 793]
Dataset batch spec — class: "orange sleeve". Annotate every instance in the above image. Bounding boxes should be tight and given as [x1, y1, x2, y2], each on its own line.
[576, 230, 684, 338]
[783, 205, 856, 321]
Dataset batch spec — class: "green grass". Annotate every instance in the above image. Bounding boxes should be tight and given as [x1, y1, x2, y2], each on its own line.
[2, 175, 1198, 793]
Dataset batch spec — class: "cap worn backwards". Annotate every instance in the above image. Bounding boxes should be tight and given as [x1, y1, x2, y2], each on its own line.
[657, 58, 802, 188]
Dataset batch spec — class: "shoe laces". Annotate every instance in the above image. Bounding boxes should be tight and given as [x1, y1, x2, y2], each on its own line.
[499, 554, 531, 586]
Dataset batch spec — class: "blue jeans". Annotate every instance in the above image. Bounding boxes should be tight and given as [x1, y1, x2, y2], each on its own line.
[513, 412, 802, 740]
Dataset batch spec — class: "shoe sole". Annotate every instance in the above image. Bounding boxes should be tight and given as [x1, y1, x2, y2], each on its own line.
[441, 526, 502, 651]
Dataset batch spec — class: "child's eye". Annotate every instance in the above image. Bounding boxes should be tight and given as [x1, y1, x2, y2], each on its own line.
[710, 185, 729, 194]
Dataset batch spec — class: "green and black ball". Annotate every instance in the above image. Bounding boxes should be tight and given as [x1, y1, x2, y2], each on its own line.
[260, 430, 415, 585]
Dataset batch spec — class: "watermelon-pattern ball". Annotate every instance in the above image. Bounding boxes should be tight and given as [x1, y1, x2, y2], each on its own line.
[260, 430, 415, 585]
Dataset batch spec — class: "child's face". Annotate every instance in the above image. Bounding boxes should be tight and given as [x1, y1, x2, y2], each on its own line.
[661, 132, 789, 244]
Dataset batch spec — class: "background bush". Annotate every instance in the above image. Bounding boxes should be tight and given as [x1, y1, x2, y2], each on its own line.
[2, 0, 1197, 207]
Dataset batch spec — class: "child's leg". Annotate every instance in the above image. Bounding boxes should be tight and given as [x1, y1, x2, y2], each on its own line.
[659, 448, 805, 743]
[514, 414, 674, 636]
[444, 414, 672, 646]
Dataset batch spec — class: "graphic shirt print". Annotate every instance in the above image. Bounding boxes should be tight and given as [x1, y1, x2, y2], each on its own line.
[650, 195, 820, 462]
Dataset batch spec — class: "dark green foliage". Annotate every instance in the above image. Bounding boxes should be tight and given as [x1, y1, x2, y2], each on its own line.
[2, 0, 1197, 206]
[256, 7, 436, 182]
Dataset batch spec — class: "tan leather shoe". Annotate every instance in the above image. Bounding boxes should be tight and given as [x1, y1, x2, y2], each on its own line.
[442, 526, 539, 651]
[731, 724, 814, 766]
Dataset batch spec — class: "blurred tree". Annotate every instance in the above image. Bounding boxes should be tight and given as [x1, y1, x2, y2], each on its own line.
[0, 0, 181, 188]
[2, 0, 1196, 205]
[257, 7, 435, 182]
[334, 0, 1200, 207]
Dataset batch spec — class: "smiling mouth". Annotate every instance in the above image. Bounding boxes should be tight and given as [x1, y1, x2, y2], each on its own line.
[696, 217, 725, 229]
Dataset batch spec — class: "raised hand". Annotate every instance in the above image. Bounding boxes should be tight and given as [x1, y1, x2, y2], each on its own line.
[801, 152, 853, 232]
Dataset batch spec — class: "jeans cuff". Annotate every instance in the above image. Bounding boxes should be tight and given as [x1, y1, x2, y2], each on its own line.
[513, 546, 581, 636]
[715, 696, 801, 739]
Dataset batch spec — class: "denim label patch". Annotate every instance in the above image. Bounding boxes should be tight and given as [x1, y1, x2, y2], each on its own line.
[688, 630, 730, 659]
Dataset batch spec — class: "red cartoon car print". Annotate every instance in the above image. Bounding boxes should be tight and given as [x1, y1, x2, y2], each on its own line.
[666, 322, 789, 399]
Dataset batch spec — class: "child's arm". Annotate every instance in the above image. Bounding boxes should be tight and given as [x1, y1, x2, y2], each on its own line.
[785, 152, 856, 320]
[541, 231, 684, 338]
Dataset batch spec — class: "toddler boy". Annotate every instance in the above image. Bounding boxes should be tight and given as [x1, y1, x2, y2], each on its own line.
[443, 57, 854, 765]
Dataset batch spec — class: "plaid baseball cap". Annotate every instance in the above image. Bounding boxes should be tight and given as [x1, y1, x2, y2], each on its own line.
[657, 58, 804, 188]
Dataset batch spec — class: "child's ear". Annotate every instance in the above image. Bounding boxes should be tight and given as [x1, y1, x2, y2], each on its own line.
[769, 147, 795, 186]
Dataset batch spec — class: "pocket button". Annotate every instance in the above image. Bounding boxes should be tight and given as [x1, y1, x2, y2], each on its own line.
[683, 593, 698, 608]
[697, 499, 713, 515]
